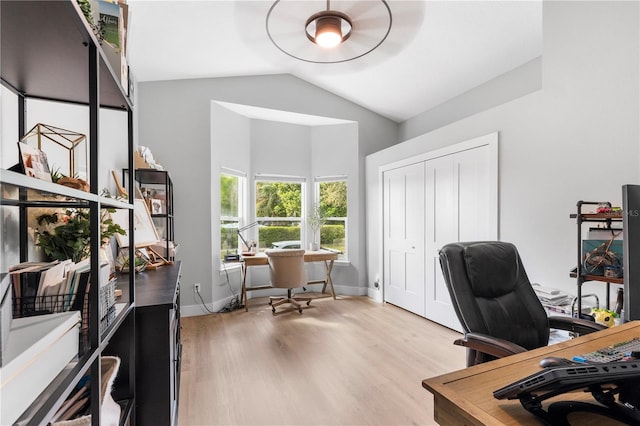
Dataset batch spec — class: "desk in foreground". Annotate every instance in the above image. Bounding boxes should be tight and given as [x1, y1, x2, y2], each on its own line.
[240, 250, 338, 311]
[422, 321, 640, 425]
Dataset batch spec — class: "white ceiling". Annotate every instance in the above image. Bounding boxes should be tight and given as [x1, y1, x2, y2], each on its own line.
[127, 0, 542, 123]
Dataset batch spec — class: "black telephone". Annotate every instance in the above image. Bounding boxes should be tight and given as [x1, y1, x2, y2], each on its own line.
[494, 361, 640, 425]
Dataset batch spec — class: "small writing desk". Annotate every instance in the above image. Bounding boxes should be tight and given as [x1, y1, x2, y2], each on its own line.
[240, 250, 338, 311]
[422, 320, 640, 425]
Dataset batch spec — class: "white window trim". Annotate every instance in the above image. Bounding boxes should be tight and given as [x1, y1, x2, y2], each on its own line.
[219, 170, 247, 269]
[315, 177, 348, 261]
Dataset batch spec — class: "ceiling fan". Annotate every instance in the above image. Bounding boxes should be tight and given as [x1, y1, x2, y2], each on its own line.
[236, 0, 425, 66]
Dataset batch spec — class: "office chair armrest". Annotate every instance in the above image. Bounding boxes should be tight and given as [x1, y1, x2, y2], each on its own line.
[548, 315, 607, 335]
[455, 332, 528, 359]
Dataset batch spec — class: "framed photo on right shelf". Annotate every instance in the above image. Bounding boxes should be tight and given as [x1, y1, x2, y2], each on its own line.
[17, 142, 52, 182]
[150, 198, 165, 215]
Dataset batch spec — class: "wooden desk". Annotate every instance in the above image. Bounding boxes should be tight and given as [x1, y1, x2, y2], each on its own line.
[240, 250, 338, 311]
[422, 321, 640, 425]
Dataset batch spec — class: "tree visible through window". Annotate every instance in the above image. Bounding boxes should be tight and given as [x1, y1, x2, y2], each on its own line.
[255, 180, 302, 251]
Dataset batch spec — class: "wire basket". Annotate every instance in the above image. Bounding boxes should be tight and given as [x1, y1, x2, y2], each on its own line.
[13, 293, 90, 329]
[12, 279, 117, 332]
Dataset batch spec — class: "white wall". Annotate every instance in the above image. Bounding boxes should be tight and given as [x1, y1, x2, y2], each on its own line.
[399, 57, 543, 142]
[366, 1, 640, 307]
[209, 103, 252, 313]
[311, 123, 362, 290]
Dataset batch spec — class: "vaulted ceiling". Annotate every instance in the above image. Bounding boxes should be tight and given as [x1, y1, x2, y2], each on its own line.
[127, 1, 542, 123]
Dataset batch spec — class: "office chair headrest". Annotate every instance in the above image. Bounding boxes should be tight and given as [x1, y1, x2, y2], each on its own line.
[265, 248, 306, 257]
[463, 242, 520, 298]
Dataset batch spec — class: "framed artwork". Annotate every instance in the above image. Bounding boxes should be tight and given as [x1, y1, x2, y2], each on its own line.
[150, 198, 165, 214]
[110, 198, 160, 248]
[17, 142, 52, 182]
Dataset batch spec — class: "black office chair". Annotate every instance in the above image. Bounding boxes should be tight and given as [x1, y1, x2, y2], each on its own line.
[439, 241, 606, 367]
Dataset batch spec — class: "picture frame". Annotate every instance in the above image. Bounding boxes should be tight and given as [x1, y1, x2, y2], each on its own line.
[17, 142, 52, 182]
[110, 198, 160, 248]
[150, 198, 165, 215]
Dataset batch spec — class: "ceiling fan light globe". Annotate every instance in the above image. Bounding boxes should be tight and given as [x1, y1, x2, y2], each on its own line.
[271, 1, 390, 63]
[315, 15, 343, 48]
[316, 30, 342, 48]
[305, 11, 352, 48]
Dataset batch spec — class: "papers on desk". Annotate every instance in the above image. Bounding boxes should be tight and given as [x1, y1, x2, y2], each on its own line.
[533, 284, 572, 306]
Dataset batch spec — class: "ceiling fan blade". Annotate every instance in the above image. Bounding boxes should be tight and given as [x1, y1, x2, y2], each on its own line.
[339, 1, 388, 21]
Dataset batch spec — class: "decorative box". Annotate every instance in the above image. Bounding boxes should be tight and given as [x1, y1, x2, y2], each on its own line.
[0, 311, 80, 425]
[21, 123, 88, 181]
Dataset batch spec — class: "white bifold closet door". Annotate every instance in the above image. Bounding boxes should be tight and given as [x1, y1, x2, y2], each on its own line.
[383, 162, 426, 316]
[383, 134, 497, 331]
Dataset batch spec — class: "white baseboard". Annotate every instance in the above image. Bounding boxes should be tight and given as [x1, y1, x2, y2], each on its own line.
[367, 286, 383, 302]
[181, 295, 239, 317]
[181, 284, 371, 317]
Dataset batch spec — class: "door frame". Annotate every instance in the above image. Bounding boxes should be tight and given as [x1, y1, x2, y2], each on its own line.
[378, 132, 499, 305]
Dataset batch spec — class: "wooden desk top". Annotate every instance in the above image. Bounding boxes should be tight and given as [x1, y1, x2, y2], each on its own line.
[241, 250, 338, 266]
[134, 261, 182, 309]
[422, 321, 640, 425]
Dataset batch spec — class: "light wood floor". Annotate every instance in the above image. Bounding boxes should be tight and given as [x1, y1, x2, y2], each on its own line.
[178, 295, 466, 425]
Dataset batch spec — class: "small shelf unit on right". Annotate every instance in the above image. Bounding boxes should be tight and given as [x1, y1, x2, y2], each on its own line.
[570, 201, 623, 316]
[123, 168, 175, 260]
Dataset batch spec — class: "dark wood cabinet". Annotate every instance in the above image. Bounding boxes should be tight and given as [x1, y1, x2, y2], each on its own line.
[135, 262, 182, 425]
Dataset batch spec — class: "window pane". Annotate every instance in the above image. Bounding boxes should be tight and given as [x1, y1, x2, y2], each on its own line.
[256, 181, 302, 252]
[256, 181, 302, 218]
[221, 220, 238, 258]
[321, 219, 345, 254]
[319, 180, 347, 259]
[221, 174, 238, 217]
[258, 220, 301, 250]
[319, 181, 347, 217]
[220, 173, 242, 260]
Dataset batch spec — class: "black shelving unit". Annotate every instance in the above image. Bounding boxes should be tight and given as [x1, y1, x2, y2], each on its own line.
[1, 1, 136, 425]
[123, 168, 175, 260]
[570, 201, 623, 317]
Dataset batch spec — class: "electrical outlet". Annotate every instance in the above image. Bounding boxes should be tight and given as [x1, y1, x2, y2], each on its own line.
[194, 283, 201, 293]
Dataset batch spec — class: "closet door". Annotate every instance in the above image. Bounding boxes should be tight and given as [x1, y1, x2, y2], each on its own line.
[425, 145, 494, 332]
[424, 155, 459, 330]
[383, 162, 426, 316]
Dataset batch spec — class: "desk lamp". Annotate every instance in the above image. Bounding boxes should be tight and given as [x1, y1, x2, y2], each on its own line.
[237, 221, 259, 252]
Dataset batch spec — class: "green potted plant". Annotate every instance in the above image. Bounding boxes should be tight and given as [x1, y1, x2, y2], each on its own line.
[307, 203, 325, 251]
[34, 207, 125, 263]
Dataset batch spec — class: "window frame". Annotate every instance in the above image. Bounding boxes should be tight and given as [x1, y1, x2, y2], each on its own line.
[315, 176, 348, 261]
[219, 169, 246, 264]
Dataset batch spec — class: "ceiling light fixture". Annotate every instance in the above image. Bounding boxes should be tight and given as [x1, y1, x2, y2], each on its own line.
[266, 0, 392, 64]
[305, 3, 352, 49]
